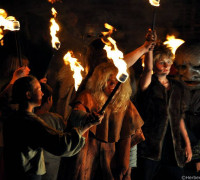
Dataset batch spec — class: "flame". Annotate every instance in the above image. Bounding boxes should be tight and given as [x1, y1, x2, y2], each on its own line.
[101, 23, 128, 83]
[48, 0, 61, 3]
[102, 23, 115, 37]
[0, 9, 19, 31]
[50, 7, 60, 50]
[51, 8, 57, 17]
[0, 28, 3, 45]
[163, 35, 185, 56]
[0, 9, 20, 46]
[63, 51, 84, 91]
[149, 0, 160, 7]
[0, 9, 7, 19]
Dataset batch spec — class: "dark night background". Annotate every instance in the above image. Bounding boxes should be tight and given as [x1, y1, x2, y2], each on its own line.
[0, 0, 200, 84]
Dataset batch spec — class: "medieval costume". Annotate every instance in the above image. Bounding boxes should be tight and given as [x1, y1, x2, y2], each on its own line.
[58, 62, 144, 180]
[136, 74, 187, 167]
[133, 42, 192, 180]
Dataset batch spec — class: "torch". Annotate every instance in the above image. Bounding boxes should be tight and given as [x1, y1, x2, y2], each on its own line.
[149, 0, 160, 31]
[44, 7, 61, 78]
[0, 9, 21, 66]
[63, 51, 84, 91]
[99, 23, 129, 114]
[14, 21, 21, 66]
[163, 35, 185, 57]
[99, 73, 128, 114]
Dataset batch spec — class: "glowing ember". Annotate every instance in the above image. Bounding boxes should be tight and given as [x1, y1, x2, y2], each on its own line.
[149, 0, 160, 7]
[50, 7, 60, 50]
[63, 51, 84, 91]
[163, 35, 185, 56]
[101, 23, 128, 83]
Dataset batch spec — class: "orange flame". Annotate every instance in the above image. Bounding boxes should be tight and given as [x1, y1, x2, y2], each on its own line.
[102, 23, 115, 37]
[48, 0, 62, 4]
[101, 23, 128, 83]
[50, 7, 60, 50]
[0, 9, 20, 46]
[163, 35, 185, 57]
[0, 9, 7, 19]
[0, 28, 3, 45]
[149, 0, 160, 7]
[63, 51, 84, 91]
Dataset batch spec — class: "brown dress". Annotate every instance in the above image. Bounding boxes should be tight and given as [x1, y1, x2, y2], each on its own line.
[58, 90, 144, 180]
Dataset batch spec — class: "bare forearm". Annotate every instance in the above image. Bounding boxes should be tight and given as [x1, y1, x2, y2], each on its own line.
[125, 45, 147, 68]
[125, 33, 156, 68]
[140, 51, 153, 91]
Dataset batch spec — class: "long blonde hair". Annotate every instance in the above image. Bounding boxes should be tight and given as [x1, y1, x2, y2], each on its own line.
[86, 62, 132, 112]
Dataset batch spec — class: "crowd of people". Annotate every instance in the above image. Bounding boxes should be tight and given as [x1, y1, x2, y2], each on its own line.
[0, 28, 199, 180]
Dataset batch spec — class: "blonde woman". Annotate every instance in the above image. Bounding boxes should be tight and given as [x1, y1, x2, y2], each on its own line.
[58, 62, 144, 180]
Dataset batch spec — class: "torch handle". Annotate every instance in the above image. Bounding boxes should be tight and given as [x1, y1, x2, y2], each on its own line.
[44, 49, 56, 78]
[15, 31, 22, 67]
[151, 7, 157, 31]
[99, 81, 121, 114]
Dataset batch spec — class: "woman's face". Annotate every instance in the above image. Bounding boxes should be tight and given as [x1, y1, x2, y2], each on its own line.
[103, 74, 119, 96]
[30, 80, 44, 107]
[154, 56, 173, 76]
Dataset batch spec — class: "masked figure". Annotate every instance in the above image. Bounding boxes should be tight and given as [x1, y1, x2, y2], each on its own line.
[174, 40, 200, 175]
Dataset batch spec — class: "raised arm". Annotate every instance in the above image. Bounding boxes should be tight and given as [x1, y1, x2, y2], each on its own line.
[139, 51, 153, 91]
[125, 29, 156, 68]
[0, 66, 30, 98]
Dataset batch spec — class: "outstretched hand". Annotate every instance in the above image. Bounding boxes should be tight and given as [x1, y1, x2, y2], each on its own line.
[78, 111, 104, 135]
[87, 111, 104, 126]
[10, 66, 30, 84]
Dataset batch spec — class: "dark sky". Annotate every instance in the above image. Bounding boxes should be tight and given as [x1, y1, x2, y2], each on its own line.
[0, 0, 200, 79]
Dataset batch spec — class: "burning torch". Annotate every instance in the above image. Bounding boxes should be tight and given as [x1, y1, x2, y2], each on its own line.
[149, 0, 160, 31]
[0, 9, 21, 65]
[63, 51, 84, 91]
[44, 7, 61, 77]
[99, 23, 129, 114]
[163, 35, 185, 57]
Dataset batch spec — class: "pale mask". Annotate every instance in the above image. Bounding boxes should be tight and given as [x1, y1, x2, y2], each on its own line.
[174, 41, 200, 89]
